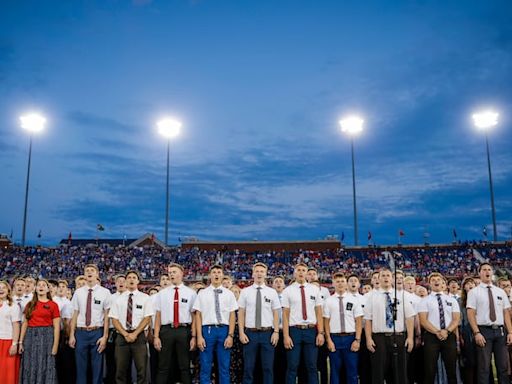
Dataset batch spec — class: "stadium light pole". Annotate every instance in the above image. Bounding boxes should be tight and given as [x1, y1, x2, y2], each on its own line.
[339, 115, 364, 246]
[157, 117, 181, 246]
[472, 110, 499, 242]
[19, 113, 46, 247]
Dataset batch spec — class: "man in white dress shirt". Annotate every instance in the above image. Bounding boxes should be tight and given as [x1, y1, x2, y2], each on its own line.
[69, 264, 112, 384]
[193, 264, 238, 384]
[418, 272, 460, 384]
[324, 272, 363, 384]
[282, 263, 324, 384]
[238, 262, 280, 384]
[153, 262, 197, 384]
[364, 268, 415, 384]
[467, 262, 512, 384]
[110, 270, 153, 384]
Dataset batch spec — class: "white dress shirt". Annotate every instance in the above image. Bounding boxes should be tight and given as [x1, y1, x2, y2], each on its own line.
[71, 284, 112, 327]
[193, 285, 238, 325]
[12, 295, 31, 313]
[238, 284, 281, 328]
[109, 289, 154, 330]
[417, 292, 460, 330]
[364, 289, 416, 333]
[154, 283, 197, 325]
[0, 300, 22, 339]
[324, 292, 364, 333]
[53, 296, 73, 319]
[281, 282, 322, 326]
[467, 283, 511, 326]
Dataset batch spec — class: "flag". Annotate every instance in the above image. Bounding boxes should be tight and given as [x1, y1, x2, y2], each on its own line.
[483, 226, 488, 238]
[341, 232, 345, 242]
[453, 228, 457, 239]
[9, 229, 13, 239]
[37, 230, 42, 239]
[97, 224, 105, 231]
[368, 231, 372, 241]
[399, 229, 405, 237]
[68, 232, 72, 245]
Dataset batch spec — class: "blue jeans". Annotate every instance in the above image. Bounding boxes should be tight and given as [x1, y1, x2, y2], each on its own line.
[243, 329, 275, 384]
[75, 328, 104, 384]
[329, 335, 358, 384]
[286, 327, 318, 384]
[200, 325, 231, 384]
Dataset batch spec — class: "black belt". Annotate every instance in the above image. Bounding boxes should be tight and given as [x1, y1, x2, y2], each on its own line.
[203, 324, 228, 327]
[479, 325, 503, 330]
[374, 332, 404, 336]
[331, 332, 355, 337]
[245, 327, 273, 332]
[292, 324, 317, 330]
[163, 323, 191, 328]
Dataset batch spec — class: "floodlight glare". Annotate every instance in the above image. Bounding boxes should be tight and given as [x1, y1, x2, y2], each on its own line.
[20, 113, 46, 133]
[157, 118, 182, 139]
[339, 116, 364, 135]
[472, 111, 499, 130]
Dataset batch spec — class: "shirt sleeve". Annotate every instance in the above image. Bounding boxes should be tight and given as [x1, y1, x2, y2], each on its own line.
[52, 302, 61, 319]
[189, 291, 198, 313]
[271, 290, 281, 311]
[353, 301, 364, 318]
[466, 289, 477, 309]
[404, 298, 415, 318]
[281, 289, 290, 309]
[192, 292, 203, 313]
[417, 298, 428, 313]
[229, 291, 239, 312]
[451, 298, 461, 313]
[315, 287, 323, 307]
[238, 289, 247, 310]
[103, 291, 112, 310]
[153, 292, 161, 312]
[502, 291, 511, 310]
[144, 297, 155, 317]
[323, 299, 331, 319]
[71, 291, 80, 312]
[363, 294, 373, 321]
[109, 301, 120, 320]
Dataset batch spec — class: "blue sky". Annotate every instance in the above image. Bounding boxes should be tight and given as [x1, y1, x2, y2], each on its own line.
[1, 0, 512, 246]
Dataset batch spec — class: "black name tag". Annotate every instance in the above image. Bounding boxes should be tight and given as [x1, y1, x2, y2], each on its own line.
[136, 304, 143, 309]
[310, 296, 316, 300]
[497, 296, 503, 300]
[94, 299, 101, 305]
[265, 297, 271, 303]
[446, 302, 452, 307]
[346, 302, 353, 311]
[181, 298, 188, 303]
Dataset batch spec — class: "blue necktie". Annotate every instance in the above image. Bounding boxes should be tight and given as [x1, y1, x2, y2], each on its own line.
[385, 292, 393, 329]
[436, 294, 446, 329]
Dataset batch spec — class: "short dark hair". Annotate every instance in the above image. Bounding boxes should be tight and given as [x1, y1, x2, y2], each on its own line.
[125, 270, 141, 280]
[347, 274, 359, 282]
[210, 265, 223, 273]
[478, 262, 493, 273]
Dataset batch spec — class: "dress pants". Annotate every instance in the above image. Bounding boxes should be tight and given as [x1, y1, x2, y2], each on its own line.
[75, 328, 104, 384]
[115, 332, 148, 384]
[370, 333, 407, 384]
[242, 329, 274, 384]
[286, 327, 318, 384]
[423, 332, 457, 384]
[273, 330, 287, 384]
[329, 334, 358, 384]
[156, 325, 192, 384]
[477, 326, 509, 384]
[200, 325, 231, 384]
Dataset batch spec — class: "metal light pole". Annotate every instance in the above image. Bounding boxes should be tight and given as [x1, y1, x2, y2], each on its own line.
[19, 113, 46, 247]
[472, 110, 499, 242]
[339, 115, 364, 246]
[157, 117, 181, 246]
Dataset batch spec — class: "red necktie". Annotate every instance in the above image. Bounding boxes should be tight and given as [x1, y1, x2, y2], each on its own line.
[173, 287, 179, 327]
[300, 285, 307, 320]
[85, 289, 92, 326]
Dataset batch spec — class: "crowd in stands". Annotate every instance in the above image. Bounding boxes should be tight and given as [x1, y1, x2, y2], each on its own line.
[1, 241, 511, 288]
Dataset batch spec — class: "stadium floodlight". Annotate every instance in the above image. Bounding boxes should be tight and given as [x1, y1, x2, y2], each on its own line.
[157, 117, 182, 246]
[339, 115, 364, 246]
[19, 112, 47, 246]
[339, 115, 364, 136]
[157, 117, 181, 139]
[472, 110, 499, 242]
[472, 111, 498, 131]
